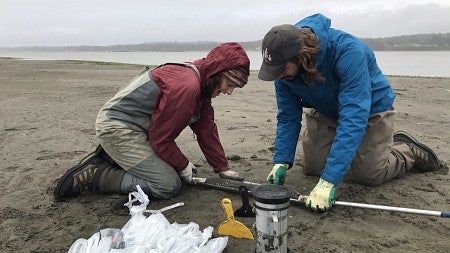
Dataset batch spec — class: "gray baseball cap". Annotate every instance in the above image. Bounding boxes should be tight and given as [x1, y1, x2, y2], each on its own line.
[258, 24, 304, 81]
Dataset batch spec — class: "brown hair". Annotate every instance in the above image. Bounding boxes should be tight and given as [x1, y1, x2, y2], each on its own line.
[202, 72, 224, 98]
[289, 28, 324, 84]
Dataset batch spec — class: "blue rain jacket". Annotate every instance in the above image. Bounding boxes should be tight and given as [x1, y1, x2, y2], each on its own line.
[273, 14, 395, 186]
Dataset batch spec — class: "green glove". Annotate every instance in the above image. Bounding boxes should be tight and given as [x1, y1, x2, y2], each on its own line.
[266, 164, 287, 185]
[306, 178, 336, 211]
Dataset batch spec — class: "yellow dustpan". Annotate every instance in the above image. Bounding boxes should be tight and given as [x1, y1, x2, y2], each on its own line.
[217, 198, 254, 239]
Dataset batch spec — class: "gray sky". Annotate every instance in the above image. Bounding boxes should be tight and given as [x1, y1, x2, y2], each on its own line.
[1, 0, 450, 47]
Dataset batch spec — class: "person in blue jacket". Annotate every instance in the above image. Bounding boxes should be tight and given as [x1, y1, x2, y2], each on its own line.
[258, 13, 441, 211]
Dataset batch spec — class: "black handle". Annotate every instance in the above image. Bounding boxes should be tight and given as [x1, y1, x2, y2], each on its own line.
[239, 186, 251, 206]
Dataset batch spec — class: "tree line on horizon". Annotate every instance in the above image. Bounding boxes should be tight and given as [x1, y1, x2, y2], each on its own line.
[2, 33, 449, 52]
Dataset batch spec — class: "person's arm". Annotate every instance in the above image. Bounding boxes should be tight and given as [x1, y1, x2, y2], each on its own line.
[266, 80, 303, 185]
[189, 100, 228, 173]
[147, 76, 199, 171]
[273, 79, 303, 167]
[307, 43, 371, 211]
[320, 45, 371, 186]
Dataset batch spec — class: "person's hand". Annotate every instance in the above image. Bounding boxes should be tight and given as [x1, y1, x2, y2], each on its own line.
[219, 170, 244, 181]
[178, 162, 197, 183]
[306, 178, 336, 211]
[266, 164, 287, 185]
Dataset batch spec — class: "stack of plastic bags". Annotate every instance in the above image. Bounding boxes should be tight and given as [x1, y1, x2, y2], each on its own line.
[68, 186, 228, 253]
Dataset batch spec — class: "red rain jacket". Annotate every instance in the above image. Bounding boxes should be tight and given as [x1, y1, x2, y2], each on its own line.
[149, 42, 250, 172]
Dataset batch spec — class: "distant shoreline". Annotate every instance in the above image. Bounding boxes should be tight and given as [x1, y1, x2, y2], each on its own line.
[1, 32, 449, 52]
[2, 56, 449, 80]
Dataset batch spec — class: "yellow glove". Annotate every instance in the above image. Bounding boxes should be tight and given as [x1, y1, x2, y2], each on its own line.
[306, 178, 336, 211]
[266, 164, 287, 185]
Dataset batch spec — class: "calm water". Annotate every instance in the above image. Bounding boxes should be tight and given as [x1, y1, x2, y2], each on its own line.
[1, 50, 449, 77]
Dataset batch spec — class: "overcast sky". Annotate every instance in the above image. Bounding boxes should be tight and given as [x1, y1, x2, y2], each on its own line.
[1, 0, 450, 47]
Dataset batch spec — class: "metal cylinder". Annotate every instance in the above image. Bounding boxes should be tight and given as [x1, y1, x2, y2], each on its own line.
[253, 184, 290, 253]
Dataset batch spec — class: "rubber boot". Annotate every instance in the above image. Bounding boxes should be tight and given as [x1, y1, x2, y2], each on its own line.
[93, 162, 126, 194]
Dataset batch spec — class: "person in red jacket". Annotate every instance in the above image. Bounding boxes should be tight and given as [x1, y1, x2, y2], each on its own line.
[54, 42, 250, 200]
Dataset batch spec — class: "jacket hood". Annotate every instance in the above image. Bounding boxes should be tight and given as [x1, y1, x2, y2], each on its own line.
[295, 13, 331, 34]
[294, 13, 332, 66]
[192, 42, 250, 88]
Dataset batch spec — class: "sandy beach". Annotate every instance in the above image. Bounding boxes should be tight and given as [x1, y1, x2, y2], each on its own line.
[0, 57, 449, 253]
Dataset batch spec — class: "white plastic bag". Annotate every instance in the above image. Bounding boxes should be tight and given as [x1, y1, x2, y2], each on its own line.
[68, 239, 87, 253]
[67, 185, 228, 253]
